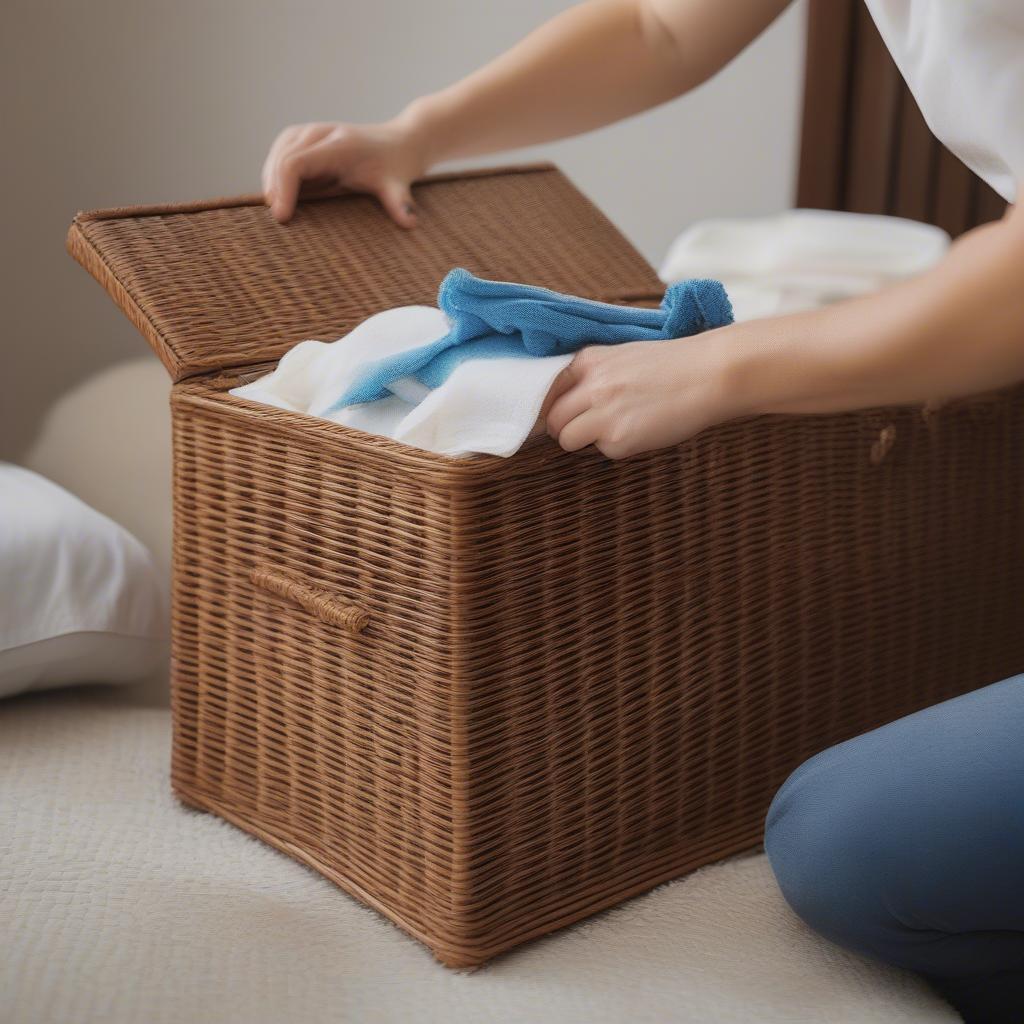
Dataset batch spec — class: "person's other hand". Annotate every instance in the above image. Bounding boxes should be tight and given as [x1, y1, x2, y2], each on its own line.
[261, 118, 430, 226]
[543, 332, 745, 459]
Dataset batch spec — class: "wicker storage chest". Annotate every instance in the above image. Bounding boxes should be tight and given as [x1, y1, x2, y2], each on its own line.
[69, 164, 1024, 967]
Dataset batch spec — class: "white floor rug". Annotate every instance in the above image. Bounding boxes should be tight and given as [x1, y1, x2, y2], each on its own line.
[0, 690, 956, 1024]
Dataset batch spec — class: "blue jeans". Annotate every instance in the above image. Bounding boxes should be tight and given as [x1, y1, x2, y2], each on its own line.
[765, 674, 1024, 1023]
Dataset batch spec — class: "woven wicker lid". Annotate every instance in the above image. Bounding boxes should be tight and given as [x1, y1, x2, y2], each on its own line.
[67, 163, 664, 382]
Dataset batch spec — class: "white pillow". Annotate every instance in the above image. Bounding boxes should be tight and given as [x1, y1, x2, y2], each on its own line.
[659, 209, 950, 322]
[0, 464, 168, 699]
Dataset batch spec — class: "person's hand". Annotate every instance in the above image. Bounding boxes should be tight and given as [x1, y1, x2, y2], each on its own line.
[543, 332, 745, 459]
[261, 117, 431, 226]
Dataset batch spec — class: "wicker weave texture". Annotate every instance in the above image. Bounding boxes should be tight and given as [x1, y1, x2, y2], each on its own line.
[67, 164, 662, 382]
[169, 377, 1024, 967]
[70, 166, 1024, 967]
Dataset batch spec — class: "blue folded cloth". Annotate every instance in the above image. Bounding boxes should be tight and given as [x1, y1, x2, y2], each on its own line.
[327, 267, 733, 412]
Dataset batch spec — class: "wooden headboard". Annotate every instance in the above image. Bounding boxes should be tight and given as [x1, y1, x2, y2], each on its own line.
[797, 0, 1007, 235]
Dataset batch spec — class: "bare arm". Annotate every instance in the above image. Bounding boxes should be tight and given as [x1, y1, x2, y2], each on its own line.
[545, 202, 1024, 457]
[262, 0, 792, 222]
[404, 0, 792, 163]
[728, 205, 1024, 415]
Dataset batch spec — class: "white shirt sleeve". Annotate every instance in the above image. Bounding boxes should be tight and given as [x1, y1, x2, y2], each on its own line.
[865, 0, 1024, 203]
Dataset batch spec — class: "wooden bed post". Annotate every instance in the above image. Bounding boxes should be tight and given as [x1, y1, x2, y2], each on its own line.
[797, 0, 1006, 234]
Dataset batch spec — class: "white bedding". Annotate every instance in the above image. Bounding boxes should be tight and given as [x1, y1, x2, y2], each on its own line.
[6, 212, 966, 1020]
[1, 690, 955, 1024]
[660, 209, 949, 321]
[0, 464, 167, 699]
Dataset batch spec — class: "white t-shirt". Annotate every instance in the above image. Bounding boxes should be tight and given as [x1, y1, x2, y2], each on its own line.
[864, 0, 1024, 202]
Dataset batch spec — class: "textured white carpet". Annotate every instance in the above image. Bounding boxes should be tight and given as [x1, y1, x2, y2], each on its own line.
[1, 690, 956, 1024]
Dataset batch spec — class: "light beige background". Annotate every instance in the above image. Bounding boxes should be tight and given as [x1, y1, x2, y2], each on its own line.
[2, 0, 805, 462]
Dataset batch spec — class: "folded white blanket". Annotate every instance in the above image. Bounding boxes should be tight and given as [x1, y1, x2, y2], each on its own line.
[231, 306, 572, 458]
[236, 211, 950, 458]
[660, 209, 950, 321]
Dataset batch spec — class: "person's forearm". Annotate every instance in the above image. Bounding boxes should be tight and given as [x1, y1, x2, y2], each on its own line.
[721, 206, 1024, 419]
[261, 0, 792, 223]
[396, 0, 791, 166]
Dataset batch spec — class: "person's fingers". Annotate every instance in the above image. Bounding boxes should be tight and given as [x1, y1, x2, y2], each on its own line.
[269, 154, 303, 222]
[377, 178, 418, 228]
[545, 378, 591, 438]
[263, 125, 332, 212]
[261, 132, 289, 195]
[270, 139, 342, 222]
[557, 408, 603, 453]
[539, 364, 576, 424]
[261, 125, 306, 196]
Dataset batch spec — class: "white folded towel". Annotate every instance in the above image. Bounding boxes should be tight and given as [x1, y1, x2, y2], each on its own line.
[231, 306, 572, 458]
[659, 209, 950, 321]
[235, 210, 949, 458]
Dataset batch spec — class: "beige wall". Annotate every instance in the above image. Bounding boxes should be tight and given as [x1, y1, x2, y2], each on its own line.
[2, 0, 805, 460]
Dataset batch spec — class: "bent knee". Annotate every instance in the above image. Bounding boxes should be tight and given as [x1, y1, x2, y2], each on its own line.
[764, 743, 899, 947]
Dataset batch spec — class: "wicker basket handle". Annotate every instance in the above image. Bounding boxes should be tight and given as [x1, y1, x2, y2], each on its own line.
[249, 565, 370, 634]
